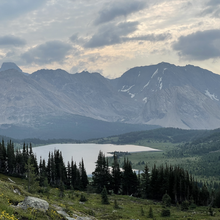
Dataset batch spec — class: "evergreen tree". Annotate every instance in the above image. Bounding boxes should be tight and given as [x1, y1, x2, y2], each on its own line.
[25, 157, 39, 193]
[162, 192, 171, 207]
[6, 140, 15, 174]
[141, 164, 150, 198]
[112, 152, 121, 194]
[79, 159, 89, 190]
[0, 140, 6, 173]
[122, 158, 138, 195]
[59, 181, 65, 198]
[148, 207, 153, 218]
[92, 151, 111, 193]
[101, 186, 109, 204]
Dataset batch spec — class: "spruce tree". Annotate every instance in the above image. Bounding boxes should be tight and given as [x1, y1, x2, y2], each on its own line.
[148, 206, 153, 218]
[6, 140, 15, 174]
[112, 152, 121, 194]
[122, 158, 138, 195]
[141, 164, 150, 198]
[92, 151, 111, 193]
[25, 157, 39, 193]
[79, 159, 89, 190]
[101, 186, 109, 204]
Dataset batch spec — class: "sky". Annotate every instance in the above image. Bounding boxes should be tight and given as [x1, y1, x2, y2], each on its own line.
[0, 0, 220, 78]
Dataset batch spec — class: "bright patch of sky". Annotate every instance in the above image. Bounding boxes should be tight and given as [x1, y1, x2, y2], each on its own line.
[0, 0, 220, 78]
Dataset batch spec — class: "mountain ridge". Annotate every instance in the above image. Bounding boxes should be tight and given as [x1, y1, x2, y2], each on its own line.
[0, 61, 219, 139]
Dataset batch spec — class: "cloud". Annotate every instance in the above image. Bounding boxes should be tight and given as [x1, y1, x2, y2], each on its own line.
[122, 33, 172, 42]
[0, 0, 47, 20]
[206, 0, 220, 6]
[0, 35, 26, 47]
[69, 33, 86, 45]
[21, 40, 72, 64]
[84, 21, 139, 48]
[173, 29, 220, 60]
[200, 0, 220, 18]
[94, 0, 148, 25]
[84, 21, 171, 48]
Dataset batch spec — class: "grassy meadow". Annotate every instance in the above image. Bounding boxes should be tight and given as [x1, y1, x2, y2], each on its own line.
[0, 173, 219, 220]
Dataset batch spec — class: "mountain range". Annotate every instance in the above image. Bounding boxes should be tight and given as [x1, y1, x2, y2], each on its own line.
[0, 61, 220, 139]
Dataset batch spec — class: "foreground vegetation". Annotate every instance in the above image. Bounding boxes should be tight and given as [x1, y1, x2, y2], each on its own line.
[1, 127, 220, 219]
[0, 172, 220, 220]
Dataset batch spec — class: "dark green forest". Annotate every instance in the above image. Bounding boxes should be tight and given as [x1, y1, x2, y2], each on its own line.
[1, 139, 220, 210]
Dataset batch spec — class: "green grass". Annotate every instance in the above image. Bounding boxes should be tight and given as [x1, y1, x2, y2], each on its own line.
[0, 172, 220, 219]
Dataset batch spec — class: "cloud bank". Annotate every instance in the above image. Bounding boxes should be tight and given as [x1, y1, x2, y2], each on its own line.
[0, 35, 26, 47]
[94, 0, 148, 25]
[22, 41, 72, 65]
[173, 29, 220, 60]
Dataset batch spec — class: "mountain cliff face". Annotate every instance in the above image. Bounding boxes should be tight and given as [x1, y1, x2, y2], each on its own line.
[113, 62, 220, 129]
[0, 62, 219, 139]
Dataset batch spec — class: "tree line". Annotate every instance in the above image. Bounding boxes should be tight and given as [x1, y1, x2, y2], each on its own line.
[0, 140, 220, 207]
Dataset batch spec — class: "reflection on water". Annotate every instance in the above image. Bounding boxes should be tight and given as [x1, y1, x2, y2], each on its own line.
[33, 143, 160, 175]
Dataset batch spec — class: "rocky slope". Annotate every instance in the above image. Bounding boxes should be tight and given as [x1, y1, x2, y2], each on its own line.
[0, 61, 220, 139]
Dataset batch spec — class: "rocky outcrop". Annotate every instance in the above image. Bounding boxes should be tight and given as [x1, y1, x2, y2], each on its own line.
[1, 62, 220, 138]
[17, 196, 49, 212]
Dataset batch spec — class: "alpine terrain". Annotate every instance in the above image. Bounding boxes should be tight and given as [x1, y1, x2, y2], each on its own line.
[0, 61, 220, 139]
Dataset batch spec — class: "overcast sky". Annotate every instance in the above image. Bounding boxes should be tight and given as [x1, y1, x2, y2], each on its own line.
[0, 0, 220, 78]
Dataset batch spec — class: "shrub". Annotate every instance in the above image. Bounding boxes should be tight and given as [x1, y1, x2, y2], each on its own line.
[181, 200, 189, 211]
[79, 194, 87, 202]
[162, 193, 171, 207]
[161, 208, 171, 217]
[140, 206, 144, 216]
[101, 186, 109, 204]
[114, 199, 120, 209]
[148, 206, 153, 218]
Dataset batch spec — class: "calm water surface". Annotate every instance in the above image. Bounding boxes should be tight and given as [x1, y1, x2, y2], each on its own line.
[33, 143, 160, 174]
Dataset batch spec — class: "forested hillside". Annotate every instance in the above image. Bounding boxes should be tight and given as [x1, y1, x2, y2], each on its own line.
[91, 127, 211, 144]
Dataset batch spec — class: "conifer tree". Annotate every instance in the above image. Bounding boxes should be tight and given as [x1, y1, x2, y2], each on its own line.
[122, 158, 138, 195]
[112, 152, 121, 194]
[25, 157, 39, 193]
[0, 140, 6, 173]
[148, 207, 153, 218]
[141, 164, 150, 198]
[101, 186, 109, 204]
[6, 140, 15, 174]
[92, 151, 111, 193]
[79, 159, 89, 190]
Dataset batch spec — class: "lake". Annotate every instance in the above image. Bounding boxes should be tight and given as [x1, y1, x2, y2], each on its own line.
[32, 143, 160, 175]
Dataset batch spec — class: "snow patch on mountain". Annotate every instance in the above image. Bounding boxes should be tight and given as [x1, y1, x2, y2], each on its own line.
[120, 85, 135, 98]
[151, 69, 158, 78]
[143, 81, 150, 89]
[121, 85, 135, 92]
[163, 68, 167, 74]
[143, 97, 148, 103]
[205, 90, 219, 101]
[130, 93, 135, 98]
[158, 77, 163, 90]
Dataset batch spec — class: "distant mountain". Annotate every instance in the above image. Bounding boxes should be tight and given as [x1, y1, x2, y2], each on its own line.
[0, 61, 219, 139]
[0, 62, 22, 72]
[113, 62, 220, 129]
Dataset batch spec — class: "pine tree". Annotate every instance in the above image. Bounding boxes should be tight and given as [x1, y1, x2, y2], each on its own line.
[6, 140, 15, 174]
[25, 157, 39, 193]
[112, 152, 121, 194]
[162, 192, 171, 207]
[92, 151, 111, 193]
[101, 186, 109, 204]
[79, 159, 89, 190]
[59, 181, 65, 198]
[148, 206, 153, 218]
[122, 158, 138, 195]
[0, 140, 7, 173]
[141, 164, 150, 198]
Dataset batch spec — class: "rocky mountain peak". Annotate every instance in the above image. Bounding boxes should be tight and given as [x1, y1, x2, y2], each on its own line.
[0, 62, 22, 72]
